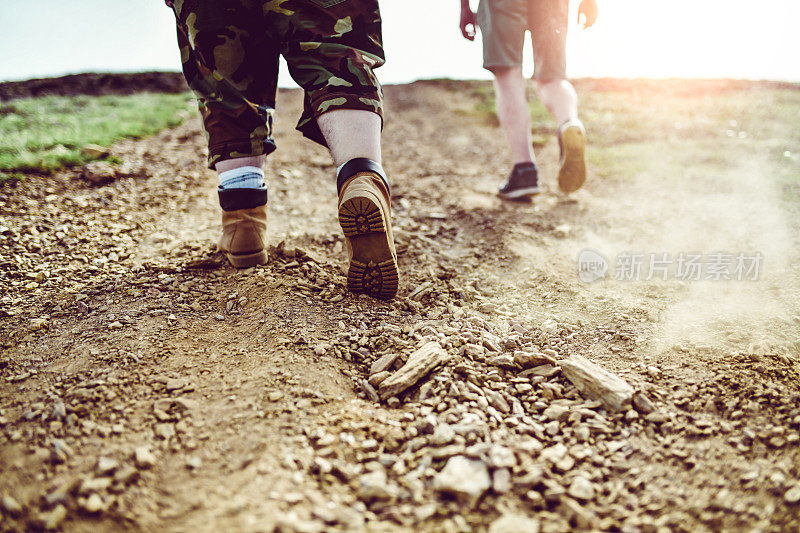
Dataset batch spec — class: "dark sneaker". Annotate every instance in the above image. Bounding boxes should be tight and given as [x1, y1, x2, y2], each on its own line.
[557, 119, 587, 194]
[498, 162, 540, 200]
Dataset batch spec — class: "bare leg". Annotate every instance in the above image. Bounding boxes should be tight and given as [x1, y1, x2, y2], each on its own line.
[492, 66, 536, 165]
[317, 109, 382, 167]
[215, 155, 266, 173]
[535, 79, 578, 126]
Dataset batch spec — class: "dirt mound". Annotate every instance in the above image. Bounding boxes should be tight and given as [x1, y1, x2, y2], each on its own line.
[0, 71, 188, 102]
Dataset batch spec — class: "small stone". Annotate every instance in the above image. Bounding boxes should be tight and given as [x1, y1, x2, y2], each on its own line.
[186, 456, 202, 470]
[370, 352, 399, 375]
[357, 469, 394, 502]
[41, 504, 67, 530]
[1, 495, 22, 515]
[79, 477, 112, 495]
[155, 423, 175, 440]
[568, 475, 595, 500]
[528, 364, 560, 378]
[82, 493, 104, 513]
[543, 404, 569, 422]
[540, 443, 568, 464]
[80, 144, 110, 158]
[433, 456, 491, 502]
[488, 513, 541, 533]
[430, 424, 456, 446]
[646, 411, 670, 424]
[213, 314, 225, 321]
[95, 457, 119, 476]
[632, 391, 656, 414]
[785, 485, 800, 504]
[513, 351, 556, 369]
[134, 446, 156, 469]
[114, 466, 140, 485]
[268, 391, 285, 402]
[487, 445, 516, 469]
[29, 317, 49, 331]
[492, 468, 512, 494]
[367, 371, 391, 388]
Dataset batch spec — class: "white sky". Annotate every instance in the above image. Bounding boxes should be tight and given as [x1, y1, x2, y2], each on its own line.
[0, 0, 798, 84]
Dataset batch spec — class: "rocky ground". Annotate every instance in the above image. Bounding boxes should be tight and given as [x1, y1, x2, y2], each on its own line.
[1, 79, 799, 532]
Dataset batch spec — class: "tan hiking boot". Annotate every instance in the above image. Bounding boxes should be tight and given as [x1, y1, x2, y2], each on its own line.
[557, 119, 587, 194]
[337, 158, 399, 299]
[217, 187, 268, 268]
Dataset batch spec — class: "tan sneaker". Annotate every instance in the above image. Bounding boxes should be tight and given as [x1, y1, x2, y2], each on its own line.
[557, 119, 587, 194]
[337, 159, 399, 299]
[217, 187, 268, 268]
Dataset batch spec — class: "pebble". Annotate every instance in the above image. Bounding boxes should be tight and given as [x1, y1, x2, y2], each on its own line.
[785, 485, 800, 504]
[41, 504, 67, 530]
[543, 404, 569, 422]
[430, 424, 456, 446]
[1, 495, 22, 515]
[95, 457, 119, 476]
[268, 391, 285, 402]
[568, 475, 595, 500]
[488, 513, 541, 533]
[433, 456, 491, 501]
[370, 352, 399, 375]
[134, 446, 156, 469]
[82, 493, 104, 513]
[357, 469, 394, 502]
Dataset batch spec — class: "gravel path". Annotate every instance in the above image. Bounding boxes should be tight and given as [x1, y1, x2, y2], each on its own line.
[1, 80, 799, 532]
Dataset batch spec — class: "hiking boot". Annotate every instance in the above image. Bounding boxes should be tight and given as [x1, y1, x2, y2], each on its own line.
[498, 162, 540, 200]
[557, 119, 587, 193]
[217, 187, 268, 268]
[337, 158, 399, 300]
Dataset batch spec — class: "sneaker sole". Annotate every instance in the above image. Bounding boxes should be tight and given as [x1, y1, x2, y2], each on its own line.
[225, 249, 268, 269]
[558, 126, 587, 194]
[498, 186, 540, 200]
[338, 196, 399, 300]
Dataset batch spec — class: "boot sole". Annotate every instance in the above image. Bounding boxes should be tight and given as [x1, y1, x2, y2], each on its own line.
[339, 195, 399, 300]
[225, 249, 268, 269]
[558, 126, 587, 194]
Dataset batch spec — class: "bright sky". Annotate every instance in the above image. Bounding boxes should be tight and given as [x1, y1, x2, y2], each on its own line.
[1, 0, 798, 84]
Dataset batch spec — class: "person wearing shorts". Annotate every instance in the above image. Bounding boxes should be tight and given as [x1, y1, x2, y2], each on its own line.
[167, 0, 398, 299]
[459, 0, 598, 199]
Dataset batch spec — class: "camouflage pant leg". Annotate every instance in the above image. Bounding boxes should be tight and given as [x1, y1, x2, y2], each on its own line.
[172, 0, 281, 169]
[269, 0, 385, 145]
[171, 0, 385, 169]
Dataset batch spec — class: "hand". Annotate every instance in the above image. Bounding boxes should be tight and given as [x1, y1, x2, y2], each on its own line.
[460, 3, 477, 40]
[578, 0, 598, 29]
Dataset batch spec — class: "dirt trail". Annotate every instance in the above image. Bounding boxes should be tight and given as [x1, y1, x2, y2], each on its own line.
[1, 80, 799, 532]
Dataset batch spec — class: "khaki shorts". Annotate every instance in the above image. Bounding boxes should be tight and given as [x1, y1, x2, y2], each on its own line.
[477, 0, 568, 81]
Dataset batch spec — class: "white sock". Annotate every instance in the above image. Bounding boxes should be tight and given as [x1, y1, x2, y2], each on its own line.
[218, 166, 265, 190]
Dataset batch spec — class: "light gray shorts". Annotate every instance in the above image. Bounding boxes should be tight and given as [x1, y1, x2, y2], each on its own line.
[477, 0, 569, 81]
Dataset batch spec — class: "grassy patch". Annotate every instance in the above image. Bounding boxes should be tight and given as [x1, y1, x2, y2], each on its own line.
[0, 92, 194, 178]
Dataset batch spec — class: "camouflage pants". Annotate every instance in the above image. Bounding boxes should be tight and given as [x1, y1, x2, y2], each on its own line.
[170, 0, 385, 169]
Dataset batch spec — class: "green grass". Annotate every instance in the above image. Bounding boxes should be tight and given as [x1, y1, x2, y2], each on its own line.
[0, 92, 194, 179]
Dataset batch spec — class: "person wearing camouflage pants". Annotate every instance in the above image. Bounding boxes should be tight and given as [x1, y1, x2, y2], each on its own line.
[168, 0, 399, 299]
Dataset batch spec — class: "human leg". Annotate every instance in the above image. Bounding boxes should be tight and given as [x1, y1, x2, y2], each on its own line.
[493, 66, 536, 165]
[172, 0, 278, 267]
[529, 0, 586, 193]
[279, 0, 397, 298]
